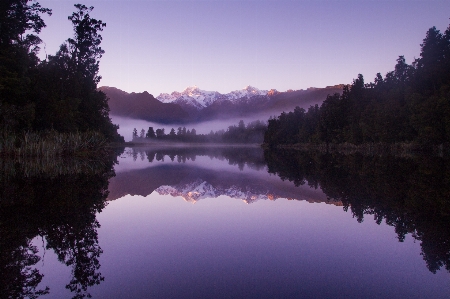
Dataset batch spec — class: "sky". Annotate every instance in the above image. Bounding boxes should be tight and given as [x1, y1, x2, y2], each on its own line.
[37, 0, 450, 96]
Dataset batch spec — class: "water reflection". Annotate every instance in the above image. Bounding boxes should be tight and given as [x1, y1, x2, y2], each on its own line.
[114, 146, 450, 275]
[109, 146, 331, 204]
[264, 149, 450, 274]
[0, 150, 121, 298]
[1, 146, 449, 298]
[130, 145, 266, 171]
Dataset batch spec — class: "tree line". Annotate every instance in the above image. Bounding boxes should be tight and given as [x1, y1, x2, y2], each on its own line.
[0, 1, 123, 142]
[131, 120, 267, 144]
[264, 21, 450, 149]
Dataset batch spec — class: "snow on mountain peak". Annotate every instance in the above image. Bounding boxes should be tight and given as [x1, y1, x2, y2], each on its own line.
[225, 86, 268, 100]
[156, 85, 269, 108]
[156, 92, 177, 103]
[244, 85, 258, 93]
[183, 85, 200, 94]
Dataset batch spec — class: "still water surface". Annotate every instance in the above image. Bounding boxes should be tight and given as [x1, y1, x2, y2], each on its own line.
[2, 147, 450, 298]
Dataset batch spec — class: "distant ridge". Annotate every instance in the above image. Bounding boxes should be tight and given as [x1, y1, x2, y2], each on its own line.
[101, 85, 344, 124]
[99, 86, 189, 123]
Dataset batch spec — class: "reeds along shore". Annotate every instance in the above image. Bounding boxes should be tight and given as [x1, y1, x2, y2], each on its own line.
[0, 131, 109, 157]
[0, 156, 112, 181]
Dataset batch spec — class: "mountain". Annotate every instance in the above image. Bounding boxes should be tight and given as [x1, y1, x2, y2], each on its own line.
[156, 85, 269, 120]
[265, 86, 345, 113]
[157, 85, 224, 108]
[157, 85, 268, 108]
[99, 86, 189, 123]
[197, 85, 344, 121]
[102, 85, 344, 124]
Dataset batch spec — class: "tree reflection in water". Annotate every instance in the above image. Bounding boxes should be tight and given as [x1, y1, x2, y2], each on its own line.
[264, 149, 450, 274]
[0, 150, 122, 298]
[2, 146, 449, 297]
[126, 145, 267, 171]
[123, 147, 450, 274]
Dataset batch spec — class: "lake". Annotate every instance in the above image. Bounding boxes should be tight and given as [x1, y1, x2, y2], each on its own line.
[1, 146, 449, 298]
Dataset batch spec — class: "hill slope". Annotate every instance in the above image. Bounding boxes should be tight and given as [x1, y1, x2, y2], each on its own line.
[100, 86, 189, 123]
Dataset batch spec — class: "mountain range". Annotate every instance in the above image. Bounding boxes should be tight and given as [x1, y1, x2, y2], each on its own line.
[100, 84, 344, 124]
[157, 85, 269, 108]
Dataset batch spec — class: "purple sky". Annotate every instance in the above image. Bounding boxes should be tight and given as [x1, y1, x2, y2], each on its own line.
[37, 0, 450, 95]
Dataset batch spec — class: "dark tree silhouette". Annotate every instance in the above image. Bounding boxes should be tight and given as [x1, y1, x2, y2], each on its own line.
[146, 127, 156, 138]
[264, 20, 450, 149]
[0, 2, 123, 142]
[0, 0, 51, 132]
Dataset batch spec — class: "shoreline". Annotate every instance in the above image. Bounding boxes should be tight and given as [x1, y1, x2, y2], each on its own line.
[121, 141, 262, 148]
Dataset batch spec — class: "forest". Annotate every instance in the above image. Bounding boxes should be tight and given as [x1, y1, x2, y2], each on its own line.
[264, 22, 450, 151]
[4, 1, 450, 154]
[0, 1, 123, 156]
[131, 120, 267, 144]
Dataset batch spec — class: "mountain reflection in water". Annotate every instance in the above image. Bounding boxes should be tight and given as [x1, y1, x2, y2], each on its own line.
[112, 146, 450, 276]
[1, 146, 449, 298]
[109, 146, 332, 205]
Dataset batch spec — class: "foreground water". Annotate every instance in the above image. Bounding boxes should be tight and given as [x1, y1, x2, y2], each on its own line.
[1, 147, 449, 298]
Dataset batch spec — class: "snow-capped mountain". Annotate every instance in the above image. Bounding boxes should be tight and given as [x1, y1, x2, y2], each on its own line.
[103, 84, 344, 124]
[225, 85, 269, 101]
[156, 85, 269, 110]
[157, 85, 222, 108]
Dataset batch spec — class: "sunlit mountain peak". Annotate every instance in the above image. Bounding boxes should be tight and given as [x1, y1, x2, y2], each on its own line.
[183, 85, 200, 94]
[243, 85, 259, 92]
[156, 85, 271, 110]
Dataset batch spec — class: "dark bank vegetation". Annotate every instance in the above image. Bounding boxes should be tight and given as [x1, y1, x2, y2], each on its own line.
[130, 120, 267, 144]
[0, 146, 124, 181]
[0, 148, 122, 299]
[264, 21, 450, 154]
[0, 1, 123, 157]
[265, 149, 450, 274]
[0, 130, 110, 157]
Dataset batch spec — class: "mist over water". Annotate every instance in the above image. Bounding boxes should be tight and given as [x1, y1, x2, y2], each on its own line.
[111, 114, 273, 141]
